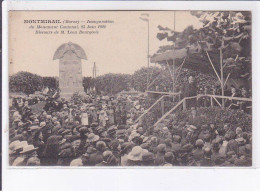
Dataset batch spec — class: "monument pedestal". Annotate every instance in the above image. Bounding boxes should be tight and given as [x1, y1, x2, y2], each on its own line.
[53, 42, 87, 100]
[60, 86, 85, 99]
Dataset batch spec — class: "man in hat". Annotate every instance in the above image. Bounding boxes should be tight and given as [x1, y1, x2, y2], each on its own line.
[107, 126, 117, 142]
[192, 139, 204, 164]
[200, 147, 213, 166]
[120, 142, 135, 166]
[181, 75, 197, 109]
[96, 151, 113, 166]
[163, 152, 175, 166]
[226, 131, 239, 156]
[141, 150, 155, 166]
[149, 136, 158, 154]
[13, 144, 40, 166]
[88, 141, 107, 165]
[172, 135, 182, 154]
[154, 144, 166, 166]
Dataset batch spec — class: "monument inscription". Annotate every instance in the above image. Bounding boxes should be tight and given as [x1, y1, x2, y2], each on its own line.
[53, 42, 87, 98]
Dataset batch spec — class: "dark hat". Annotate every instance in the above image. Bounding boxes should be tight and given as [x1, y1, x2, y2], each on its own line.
[142, 151, 155, 162]
[116, 129, 126, 137]
[215, 156, 226, 165]
[181, 144, 193, 152]
[109, 139, 120, 150]
[118, 125, 127, 130]
[96, 141, 106, 151]
[121, 142, 134, 154]
[86, 146, 97, 154]
[157, 144, 166, 153]
[164, 152, 175, 161]
[59, 142, 71, 150]
[90, 122, 98, 128]
[59, 147, 72, 157]
[201, 124, 208, 130]
[61, 129, 71, 136]
[195, 139, 204, 147]
[140, 143, 150, 150]
[79, 126, 89, 133]
[107, 128, 116, 136]
[97, 127, 106, 134]
[58, 128, 66, 135]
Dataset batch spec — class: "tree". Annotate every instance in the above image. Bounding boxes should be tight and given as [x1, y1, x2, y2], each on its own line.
[94, 73, 131, 95]
[83, 77, 94, 93]
[131, 66, 172, 92]
[9, 71, 43, 95]
[42, 77, 59, 89]
[153, 11, 251, 105]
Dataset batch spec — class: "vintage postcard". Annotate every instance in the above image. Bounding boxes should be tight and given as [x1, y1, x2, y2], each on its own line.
[8, 10, 252, 167]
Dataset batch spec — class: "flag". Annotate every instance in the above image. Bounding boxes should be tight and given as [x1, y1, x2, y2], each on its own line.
[141, 13, 149, 17]
[140, 13, 149, 22]
[139, 17, 149, 22]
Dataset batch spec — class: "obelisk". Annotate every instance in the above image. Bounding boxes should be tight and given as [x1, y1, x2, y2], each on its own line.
[53, 42, 87, 99]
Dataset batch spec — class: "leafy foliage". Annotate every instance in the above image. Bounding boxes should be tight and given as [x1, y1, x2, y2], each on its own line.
[83, 77, 95, 92]
[94, 73, 132, 95]
[42, 77, 59, 89]
[9, 71, 43, 95]
[154, 11, 251, 80]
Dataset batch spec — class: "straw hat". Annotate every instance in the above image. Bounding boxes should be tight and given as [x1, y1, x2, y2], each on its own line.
[9, 140, 20, 150]
[20, 145, 38, 154]
[70, 158, 83, 166]
[127, 146, 143, 161]
[9, 140, 21, 155]
[14, 141, 28, 151]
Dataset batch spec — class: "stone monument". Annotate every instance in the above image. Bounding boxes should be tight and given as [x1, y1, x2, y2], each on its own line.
[53, 42, 87, 98]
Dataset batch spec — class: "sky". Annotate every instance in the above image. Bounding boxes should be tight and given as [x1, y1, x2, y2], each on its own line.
[9, 11, 203, 77]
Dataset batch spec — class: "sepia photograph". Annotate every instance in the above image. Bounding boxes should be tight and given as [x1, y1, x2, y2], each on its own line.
[8, 10, 252, 167]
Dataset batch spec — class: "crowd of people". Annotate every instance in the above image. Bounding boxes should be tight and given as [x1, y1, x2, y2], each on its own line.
[9, 87, 252, 167]
[181, 76, 252, 113]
